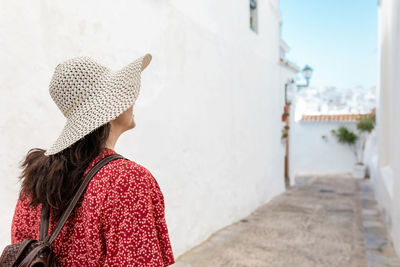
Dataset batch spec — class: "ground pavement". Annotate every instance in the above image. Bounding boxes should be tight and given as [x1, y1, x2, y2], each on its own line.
[172, 175, 400, 267]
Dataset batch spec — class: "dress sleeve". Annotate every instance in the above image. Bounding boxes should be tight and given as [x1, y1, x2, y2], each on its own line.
[11, 193, 41, 244]
[11, 198, 27, 244]
[101, 162, 165, 266]
[146, 172, 175, 266]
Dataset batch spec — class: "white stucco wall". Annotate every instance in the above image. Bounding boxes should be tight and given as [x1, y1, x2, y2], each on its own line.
[288, 100, 297, 183]
[0, 0, 286, 257]
[279, 63, 298, 186]
[292, 121, 359, 176]
[372, 0, 400, 255]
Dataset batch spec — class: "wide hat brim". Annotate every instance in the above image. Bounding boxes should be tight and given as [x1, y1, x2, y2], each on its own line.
[44, 53, 152, 157]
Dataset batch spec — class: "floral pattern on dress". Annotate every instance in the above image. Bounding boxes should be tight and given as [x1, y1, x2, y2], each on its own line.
[11, 148, 175, 267]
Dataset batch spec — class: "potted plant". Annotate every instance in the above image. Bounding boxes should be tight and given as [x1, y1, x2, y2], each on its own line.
[282, 112, 289, 122]
[331, 115, 375, 178]
[284, 104, 290, 112]
[280, 125, 290, 144]
[282, 103, 291, 122]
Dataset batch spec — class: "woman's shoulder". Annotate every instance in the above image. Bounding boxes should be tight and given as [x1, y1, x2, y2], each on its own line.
[107, 158, 163, 200]
[110, 158, 152, 178]
[101, 159, 165, 214]
[106, 158, 157, 188]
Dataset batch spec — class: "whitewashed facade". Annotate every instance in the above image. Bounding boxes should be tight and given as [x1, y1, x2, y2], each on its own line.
[291, 121, 359, 177]
[0, 0, 286, 257]
[279, 39, 299, 186]
[369, 0, 400, 255]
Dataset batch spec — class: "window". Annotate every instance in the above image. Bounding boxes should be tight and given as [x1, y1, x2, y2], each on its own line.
[250, 0, 258, 33]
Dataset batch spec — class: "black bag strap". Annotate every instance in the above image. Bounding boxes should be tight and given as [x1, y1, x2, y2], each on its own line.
[39, 203, 50, 241]
[39, 153, 125, 245]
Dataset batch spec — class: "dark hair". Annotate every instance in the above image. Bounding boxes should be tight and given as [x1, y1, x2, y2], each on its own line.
[18, 122, 111, 221]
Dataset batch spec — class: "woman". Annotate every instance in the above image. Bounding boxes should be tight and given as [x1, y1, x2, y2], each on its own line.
[10, 54, 175, 266]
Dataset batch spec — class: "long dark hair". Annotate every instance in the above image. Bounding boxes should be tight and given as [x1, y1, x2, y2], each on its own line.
[18, 122, 111, 221]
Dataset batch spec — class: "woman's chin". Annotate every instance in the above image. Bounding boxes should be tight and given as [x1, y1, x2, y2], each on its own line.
[130, 121, 136, 129]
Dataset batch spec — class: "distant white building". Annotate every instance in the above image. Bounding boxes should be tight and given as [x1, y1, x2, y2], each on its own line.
[291, 113, 375, 178]
[295, 85, 376, 119]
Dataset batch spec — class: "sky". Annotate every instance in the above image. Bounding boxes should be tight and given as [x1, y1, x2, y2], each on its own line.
[279, 0, 378, 89]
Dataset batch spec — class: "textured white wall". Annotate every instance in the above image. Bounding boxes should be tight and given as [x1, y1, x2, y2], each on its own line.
[279, 65, 298, 186]
[0, 0, 285, 257]
[372, 0, 400, 255]
[292, 121, 358, 176]
[288, 100, 297, 184]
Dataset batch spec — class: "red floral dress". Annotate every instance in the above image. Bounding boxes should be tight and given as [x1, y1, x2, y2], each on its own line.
[11, 148, 175, 266]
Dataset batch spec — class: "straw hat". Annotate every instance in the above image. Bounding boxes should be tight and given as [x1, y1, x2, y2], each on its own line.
[44, 53, 152, 157]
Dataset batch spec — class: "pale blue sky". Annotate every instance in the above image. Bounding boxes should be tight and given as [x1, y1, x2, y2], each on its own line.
[279, 0, 378, 89]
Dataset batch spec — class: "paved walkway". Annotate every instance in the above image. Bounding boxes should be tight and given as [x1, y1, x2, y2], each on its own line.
[172, 176, 400, 267]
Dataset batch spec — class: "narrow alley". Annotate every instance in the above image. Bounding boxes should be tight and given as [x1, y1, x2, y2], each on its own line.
[1, 1, 400, 266]
[173, 176, 400, 267]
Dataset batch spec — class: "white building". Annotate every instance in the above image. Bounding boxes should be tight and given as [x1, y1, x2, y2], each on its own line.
[291, 114, 374, 177]
[279, 38, 300, 186]
[295, 85, 376, 117]
[368, 0, 400, 255]
[288, 79, 377, 180]
[0, 0, 287, 258]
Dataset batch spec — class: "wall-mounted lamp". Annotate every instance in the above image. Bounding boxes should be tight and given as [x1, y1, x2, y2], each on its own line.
[297, 65, 314, 88]
[250, 0, 257, 9]
[285, 64, 314, 105]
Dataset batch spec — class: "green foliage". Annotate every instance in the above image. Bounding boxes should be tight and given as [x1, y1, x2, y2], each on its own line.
[331, 126, 358, 145]
[331, 112, 376, 164]
[357, 116, 375, 133]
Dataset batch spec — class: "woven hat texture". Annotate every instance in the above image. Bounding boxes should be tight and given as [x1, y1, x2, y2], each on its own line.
[44, 53, 152, 156]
